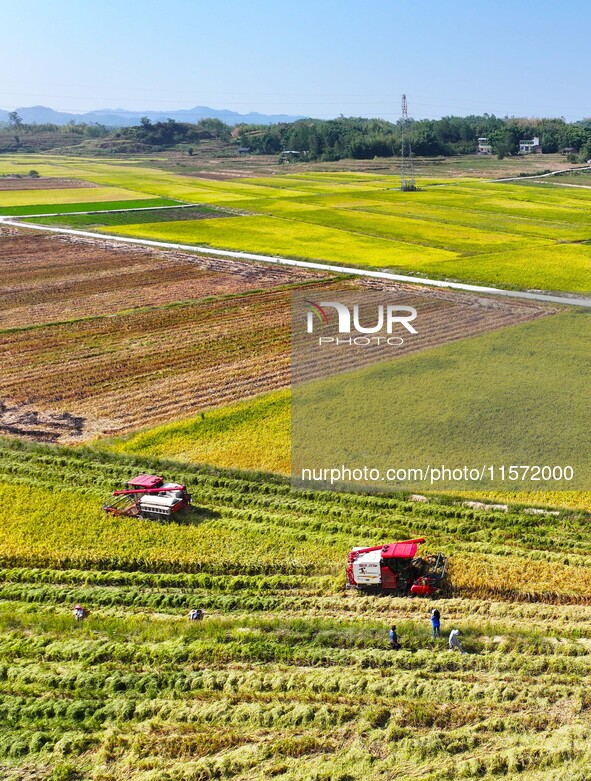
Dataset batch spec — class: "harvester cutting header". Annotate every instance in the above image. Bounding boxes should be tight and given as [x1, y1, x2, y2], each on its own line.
[103, 474, 192, 521]
[347, 538, 447, 596]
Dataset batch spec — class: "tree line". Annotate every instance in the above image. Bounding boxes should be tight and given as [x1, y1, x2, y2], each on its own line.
[237, 115, 591, 161]
[116, 117, 232, 147]
[3, 111, 591, 161]
[4, 113, 110, 138]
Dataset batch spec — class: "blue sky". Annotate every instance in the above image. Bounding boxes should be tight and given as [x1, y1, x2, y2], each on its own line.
[2, 0, 589, 120]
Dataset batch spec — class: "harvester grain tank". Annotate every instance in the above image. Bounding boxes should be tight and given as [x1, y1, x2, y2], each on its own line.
[103, 474, 192, 520]
[347, 538, 446, 595]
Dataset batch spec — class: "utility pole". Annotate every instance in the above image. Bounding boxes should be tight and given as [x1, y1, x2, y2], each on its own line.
[400, 94, 417, 191]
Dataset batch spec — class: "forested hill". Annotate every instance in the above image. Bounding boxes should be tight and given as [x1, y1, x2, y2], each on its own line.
[2, 112, 591, 160]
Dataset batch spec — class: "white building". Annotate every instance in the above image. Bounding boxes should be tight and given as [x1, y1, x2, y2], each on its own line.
[477, 137, 492, 154]
[519, 136, 542, 154]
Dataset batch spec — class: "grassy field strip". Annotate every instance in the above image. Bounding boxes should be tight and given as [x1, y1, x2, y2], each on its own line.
[103, 213, 458, 264]
[243, 183, 591, 217]
[5, 216, 591, 304]
[22, 206, 233, 230]
[544, 182, 591, 189]
[536, 173, 591, 185]
[420, 243, 591, 292]
[348, 189, 591, 218]
[336, 199, 591, 242]
[229, 199, 546, 254]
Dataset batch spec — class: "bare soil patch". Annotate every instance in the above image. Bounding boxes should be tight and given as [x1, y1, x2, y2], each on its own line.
[0, 177, 97, 191]
[0, 401, 85, 442]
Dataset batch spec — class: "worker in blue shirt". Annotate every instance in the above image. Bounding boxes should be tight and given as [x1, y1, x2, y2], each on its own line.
[431, 608, 441, 638]
[389, 625, 401, 649]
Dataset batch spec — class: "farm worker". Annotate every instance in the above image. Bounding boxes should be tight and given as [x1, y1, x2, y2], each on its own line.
[449, 628, 466, 654]
[189, 609, 204, 621]
[73, 604, 85, 622]
[431, 608, 441, 638]
[389, 625, 401, 650]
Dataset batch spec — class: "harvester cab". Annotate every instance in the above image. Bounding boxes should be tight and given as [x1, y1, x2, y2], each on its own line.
[347, 538, 447, 596]
[103, 474, 192, 521]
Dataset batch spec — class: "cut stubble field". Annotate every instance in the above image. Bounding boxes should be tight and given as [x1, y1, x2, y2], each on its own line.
[0, 176, 98, 191]
[0, 228, 560, 445]
[0, 230, 335, 441]
[0, 231, 309, 328]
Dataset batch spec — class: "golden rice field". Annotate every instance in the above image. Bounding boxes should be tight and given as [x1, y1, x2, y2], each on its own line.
[101, 386, 591, 513]
[2, 153, 591, 293]
[0, 184, 155, 208]
[1, 439, 591, 780]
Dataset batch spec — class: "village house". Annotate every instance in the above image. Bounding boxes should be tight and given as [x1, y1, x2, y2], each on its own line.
[518, 136, 542, 154]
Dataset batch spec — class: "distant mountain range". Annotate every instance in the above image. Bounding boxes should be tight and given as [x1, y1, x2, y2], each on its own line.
[0, 105, 305, 127]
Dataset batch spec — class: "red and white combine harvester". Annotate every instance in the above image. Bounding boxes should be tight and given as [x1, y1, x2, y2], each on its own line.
[103, 474, 192, 521]
[347, 538, 447, 596]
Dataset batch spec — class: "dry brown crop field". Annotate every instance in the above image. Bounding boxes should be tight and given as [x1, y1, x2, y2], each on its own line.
[1, 286, 299, 439]
[0, 231, 324, 328]
[0, 228, 558, 445]
[0, 176, 98, 191]
[295, 282, 554, 384]
[0, 229, 336, 440]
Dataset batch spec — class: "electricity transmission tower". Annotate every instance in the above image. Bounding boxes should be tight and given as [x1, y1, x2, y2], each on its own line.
[400, 93, 417, 191]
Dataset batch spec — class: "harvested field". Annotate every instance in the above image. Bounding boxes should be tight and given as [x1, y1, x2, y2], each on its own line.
[0, 176, 97, 190]
[294, 282, 555, 384]
[0, 231, 326, 328]
[0, 400, 84, 442]
[0, 231, 335, 440]
[0, 230, 556, 442]
[0, 286, 315, 439]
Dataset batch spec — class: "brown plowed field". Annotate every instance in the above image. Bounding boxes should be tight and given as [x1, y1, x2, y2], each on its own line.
[0, 177, 97, 190]
[294, 283, 557, 383]
[0, 232, 326, 328]
[0, 231, 557, 442]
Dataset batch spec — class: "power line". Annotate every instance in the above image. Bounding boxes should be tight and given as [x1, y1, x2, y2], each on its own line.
[0, 88, 587, 116]
[400, 94, 416, 192]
